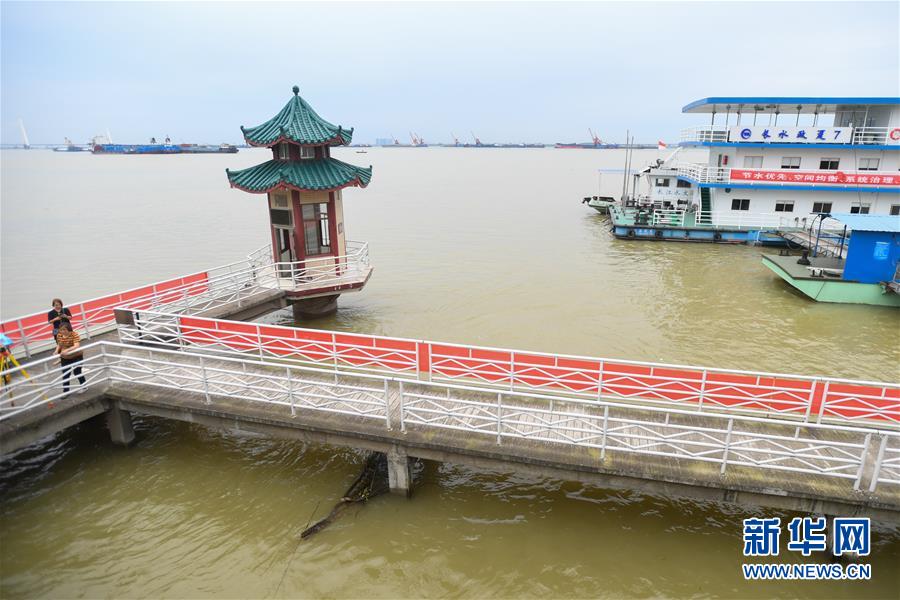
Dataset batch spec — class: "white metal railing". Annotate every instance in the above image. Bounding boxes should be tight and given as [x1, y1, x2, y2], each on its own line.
[2, 341, 898, 492]
[675, 163, 730, 183]
[852, 127, 896, 146]
[399, 381, 891, 487]
[698, 211, 803, 230]
[0, 343, 108, 419]
[111, 310, 900, 427]
[1, 242, 371, 358]
[680, 127, 730, 143]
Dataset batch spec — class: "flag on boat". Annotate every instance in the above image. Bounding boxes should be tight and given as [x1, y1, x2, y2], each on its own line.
[658, 140, 667, 150]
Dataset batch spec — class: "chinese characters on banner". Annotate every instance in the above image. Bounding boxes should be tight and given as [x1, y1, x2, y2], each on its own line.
[743, 517, 870, 558]
[728, 127, 852, 144]
[730, 169, 899, 186]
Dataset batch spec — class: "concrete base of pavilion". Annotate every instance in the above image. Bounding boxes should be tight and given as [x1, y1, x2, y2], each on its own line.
[291, 294, 340, 320]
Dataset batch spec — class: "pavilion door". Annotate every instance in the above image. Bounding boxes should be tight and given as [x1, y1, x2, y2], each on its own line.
[274, 226, 296, 278]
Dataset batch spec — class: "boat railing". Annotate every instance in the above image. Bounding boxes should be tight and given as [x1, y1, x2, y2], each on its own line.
[679, 127, 730, 143]
[852, 127, 896, 146]
[675, 163, 730, 184]
[699, 212, 804, 230]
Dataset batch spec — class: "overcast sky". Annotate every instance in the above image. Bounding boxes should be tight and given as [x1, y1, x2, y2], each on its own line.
[2, 1, 898, 145]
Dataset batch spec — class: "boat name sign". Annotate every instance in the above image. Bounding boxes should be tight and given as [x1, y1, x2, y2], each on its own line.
[728, 126, 851, 144]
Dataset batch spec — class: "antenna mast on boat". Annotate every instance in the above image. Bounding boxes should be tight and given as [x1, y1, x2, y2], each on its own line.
[620, 129, 629, 201]
[18, 119, 30, 149]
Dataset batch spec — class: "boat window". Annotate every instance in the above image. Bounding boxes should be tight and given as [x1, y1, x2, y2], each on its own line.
[849, 204, 871, 214]
[300, 146, 315, 159]
[858, 158, 880, 171]
[654, 178, 670, 187]
[278, 143, 290, 160]
[780, 157, 801, 169]
[676, 180, 691, 189]
[731, 199, 750, 211]
[775, 202, 794, 212]
[819, 159, 839, 170]
[743, 156, 763, 168]
[812, 202, 832, 214]
[890, 205, 900, 216]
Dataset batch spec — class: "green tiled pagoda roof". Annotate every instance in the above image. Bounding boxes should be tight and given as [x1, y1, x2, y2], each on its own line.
[226, 158, 372, 193]
[240, 86, 353, 147]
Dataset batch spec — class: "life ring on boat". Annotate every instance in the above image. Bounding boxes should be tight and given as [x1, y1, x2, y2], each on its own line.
[626, 230, 636, 238]
[713, 232, 723, 242]
[890, 128, 900, 141]
[655, 230, 664, 239]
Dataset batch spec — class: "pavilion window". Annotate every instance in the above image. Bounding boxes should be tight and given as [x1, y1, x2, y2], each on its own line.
[302, 203, 332, 256]
[278, 143, 290, 160]
[300, 146, 315, 159]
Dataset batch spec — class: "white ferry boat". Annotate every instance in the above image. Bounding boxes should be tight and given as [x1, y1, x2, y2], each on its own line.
[609, 97, 900, 243]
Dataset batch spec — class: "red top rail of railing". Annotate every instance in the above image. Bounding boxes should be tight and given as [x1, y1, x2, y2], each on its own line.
[0, 271, 210, 357]
[168, 314, 900, 425]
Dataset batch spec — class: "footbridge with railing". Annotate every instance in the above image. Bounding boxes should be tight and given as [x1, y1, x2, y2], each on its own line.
[1, 251, 898, 521]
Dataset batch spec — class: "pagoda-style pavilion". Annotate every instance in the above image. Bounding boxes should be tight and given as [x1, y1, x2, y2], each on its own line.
[226, 86, 373, 318]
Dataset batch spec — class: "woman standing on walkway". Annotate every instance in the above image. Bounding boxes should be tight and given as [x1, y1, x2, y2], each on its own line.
[47, 298, 72, 341]
[54, 322, 86, 395]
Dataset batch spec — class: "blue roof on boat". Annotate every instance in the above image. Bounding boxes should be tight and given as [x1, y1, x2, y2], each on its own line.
[682, 97, 900, 113]
[831, 213, 900, 233]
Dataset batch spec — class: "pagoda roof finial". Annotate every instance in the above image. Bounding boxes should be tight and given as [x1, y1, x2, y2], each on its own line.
[240, 86, 353, 147]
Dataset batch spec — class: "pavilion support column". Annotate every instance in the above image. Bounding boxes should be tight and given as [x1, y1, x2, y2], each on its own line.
[386, 445, 412, 497]
[105, 402, 135, 446]
[290, 295, 339, 321]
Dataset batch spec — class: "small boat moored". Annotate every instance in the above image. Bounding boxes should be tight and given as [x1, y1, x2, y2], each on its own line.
[582, 196, 616, 214]
[762, 213, 900, 307]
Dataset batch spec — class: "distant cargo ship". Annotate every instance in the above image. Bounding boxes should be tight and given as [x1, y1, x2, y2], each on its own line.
[92, 142, 238, 155]
[555, 142, 657, 149]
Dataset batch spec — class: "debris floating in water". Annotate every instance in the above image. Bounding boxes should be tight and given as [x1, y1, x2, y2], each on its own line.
[300, 452, 389, 539]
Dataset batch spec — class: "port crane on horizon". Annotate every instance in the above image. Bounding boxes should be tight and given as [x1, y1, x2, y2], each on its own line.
[589, 128, 602, 145]
[470, 131, 482, 146]
[409, 132, 426, 146]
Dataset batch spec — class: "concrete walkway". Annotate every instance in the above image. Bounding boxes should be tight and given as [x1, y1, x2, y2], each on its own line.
[4, 343, 897, 522]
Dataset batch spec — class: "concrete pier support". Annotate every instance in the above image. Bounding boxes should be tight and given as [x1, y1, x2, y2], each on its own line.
[291, 295, 339, 320]
[386, 446, 412, 497]
[105, 403, 135, 446]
